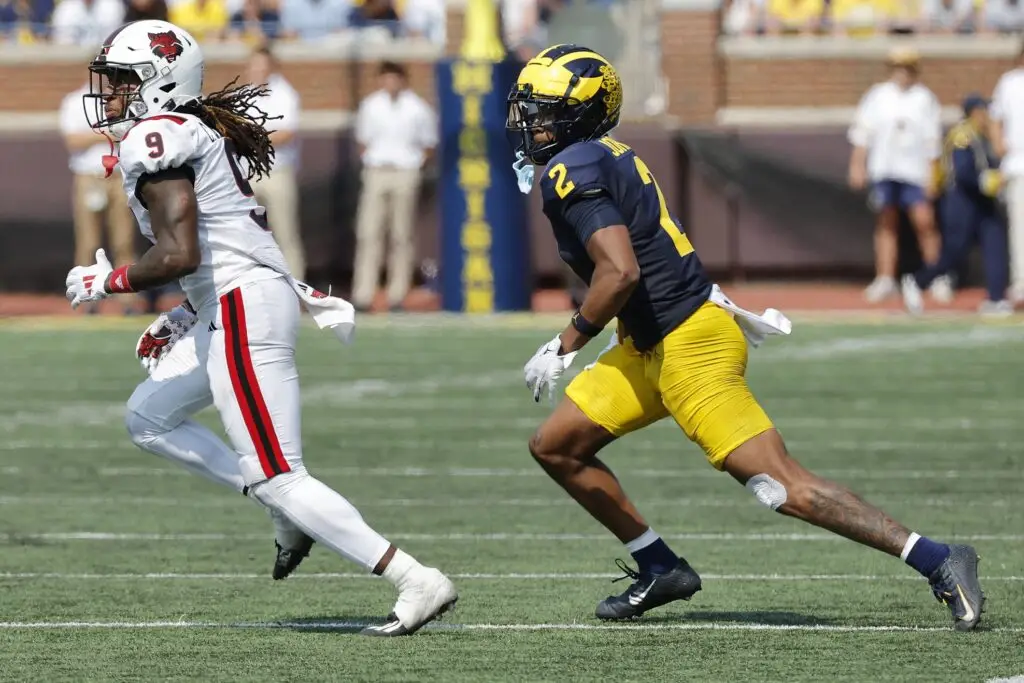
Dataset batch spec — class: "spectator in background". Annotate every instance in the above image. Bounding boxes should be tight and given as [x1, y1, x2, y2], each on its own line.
[60, 83, 136, 315]
[903, 95, 1010, 315]
[829, 0, 886, 35]
[886, 0, 924, 33]
[280, 0, 350, 40]
[721, 0, 765, 35]
[246, 43, 306, 278]
[169, 0, 230, 40]
[982, 0, 1024, 33]
[228, 0, 281, 41]
[765, 0, 824, 34]
[0, 0, 54, 42]
[990, 44, 1024, 304]
[51, 0, 123, 46]
[501, 0, 566, 63]
[348, 0, 399, 35]
[847, 47, 947, 304]
[352, 61, 436, 312]
[401, 0, 445, 43]
[124, 0, 168, 22]
[923, 0, 974, 32]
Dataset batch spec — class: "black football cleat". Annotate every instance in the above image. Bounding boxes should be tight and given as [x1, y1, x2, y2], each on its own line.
[928, 544, 985, 631]
[272, 535, 315, 581]
[595, 558, 702, 620]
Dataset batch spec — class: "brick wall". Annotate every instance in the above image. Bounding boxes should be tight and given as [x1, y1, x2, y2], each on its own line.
[722, 56, 1017, 109]
[5, 60, 440, 112]
[660, 10, 721, 125]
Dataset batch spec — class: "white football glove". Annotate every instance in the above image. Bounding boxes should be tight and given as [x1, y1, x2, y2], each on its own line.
[524, 334, 578, 403]
[136, 303, 199, 373]
[65, 248, 113, 310]
[584, 330, 620, 370]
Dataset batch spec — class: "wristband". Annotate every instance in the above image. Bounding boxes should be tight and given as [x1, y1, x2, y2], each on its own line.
[571, 310, 604, 338]
[106, 265, 135, 294]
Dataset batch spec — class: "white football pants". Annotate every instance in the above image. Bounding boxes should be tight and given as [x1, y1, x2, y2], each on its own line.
[1005, 176, 1024, 298]
[125, 276, 392, 570]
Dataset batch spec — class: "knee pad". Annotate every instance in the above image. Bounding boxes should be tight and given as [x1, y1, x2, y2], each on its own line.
[746, 473, 787, 511]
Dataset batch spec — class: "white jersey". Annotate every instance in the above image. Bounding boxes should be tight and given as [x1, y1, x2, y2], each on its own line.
[117, 112, 289, 314]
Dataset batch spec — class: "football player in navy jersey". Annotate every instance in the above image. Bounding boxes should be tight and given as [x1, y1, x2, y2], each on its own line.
[507, 44, 984, 630]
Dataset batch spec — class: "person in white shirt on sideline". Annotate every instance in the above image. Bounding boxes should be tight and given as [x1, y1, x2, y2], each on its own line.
[990, 43, 1024, 305]
[51, 0, 125, 46]
[60, 82, 137, 315]
[352, 61, 438, 313]
[246, 43, 306, 280]
[848, 47, 949, 305]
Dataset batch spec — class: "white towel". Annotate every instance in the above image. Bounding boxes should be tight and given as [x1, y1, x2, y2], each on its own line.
[708, 284, 792, 348]
[289, 279, 356, 345]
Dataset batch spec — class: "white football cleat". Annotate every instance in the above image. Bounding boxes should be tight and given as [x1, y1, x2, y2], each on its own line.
[864, 276, 897, 303]
[900, 275, 924, 315]
[361, 567, 459, 637]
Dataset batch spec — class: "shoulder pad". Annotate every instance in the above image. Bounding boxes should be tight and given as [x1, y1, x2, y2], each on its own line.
[540, 142, 610, 204]
[118, 114, 198, 178]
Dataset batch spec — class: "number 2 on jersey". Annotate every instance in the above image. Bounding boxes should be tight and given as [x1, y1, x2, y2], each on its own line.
[633, 157, 694, 257]
[548, 163, 576, 199]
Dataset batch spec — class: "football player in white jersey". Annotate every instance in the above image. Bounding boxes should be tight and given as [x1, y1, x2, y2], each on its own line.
[63, 19, 458, 636]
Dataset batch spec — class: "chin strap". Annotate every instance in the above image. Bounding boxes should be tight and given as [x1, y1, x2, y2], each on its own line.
[101, 132, 118, 179]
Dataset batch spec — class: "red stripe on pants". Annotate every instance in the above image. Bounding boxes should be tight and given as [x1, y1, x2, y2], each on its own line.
[221, 288, 290, 478]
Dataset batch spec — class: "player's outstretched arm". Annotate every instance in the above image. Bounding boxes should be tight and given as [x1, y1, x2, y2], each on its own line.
[559, 223, 639, 353]
[107, 168, 201, 293]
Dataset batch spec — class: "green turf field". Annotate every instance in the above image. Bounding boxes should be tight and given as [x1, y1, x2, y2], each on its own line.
[1, 316, 1022, 682]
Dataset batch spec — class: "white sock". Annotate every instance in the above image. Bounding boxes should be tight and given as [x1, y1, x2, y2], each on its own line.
[900, 532, 921, 561]
[625, 528, 661, 553]
[381, 548, 424, 589]
[126, 411, 245, 492]
[250, 469, 392, 571]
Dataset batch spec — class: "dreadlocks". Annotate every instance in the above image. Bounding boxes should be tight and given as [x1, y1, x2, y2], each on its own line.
[180, 77, 280, 182]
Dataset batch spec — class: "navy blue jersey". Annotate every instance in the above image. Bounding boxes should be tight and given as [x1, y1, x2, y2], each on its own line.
[540, 137, 712, 351]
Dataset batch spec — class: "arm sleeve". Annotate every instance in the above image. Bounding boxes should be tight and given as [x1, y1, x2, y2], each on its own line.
[59, 92, 87, 135]
[951, 147, 980, 191]
[991, 76, 1007, 122]
[418, 102, 438, 149]
[925, 92, 943, 160]
[558, 192, 627, 246]
[848, 87, 876, 147]
[355, 99, 373, 146]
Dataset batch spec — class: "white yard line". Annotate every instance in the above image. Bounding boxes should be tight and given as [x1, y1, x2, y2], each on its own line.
[0, 619, 1019, 633]
[3, 532, 1020, 542]
[0, 571, 1021, 582]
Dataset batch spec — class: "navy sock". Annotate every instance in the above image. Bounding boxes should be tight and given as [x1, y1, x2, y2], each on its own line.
[630, 538, 679, 576]
[904, 535, 950, 578]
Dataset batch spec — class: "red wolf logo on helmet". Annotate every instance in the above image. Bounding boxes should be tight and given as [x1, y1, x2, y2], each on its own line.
[148, 31, 184, 63]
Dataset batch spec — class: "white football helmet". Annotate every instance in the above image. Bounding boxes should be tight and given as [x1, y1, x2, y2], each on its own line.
[84, 20, 205, 140]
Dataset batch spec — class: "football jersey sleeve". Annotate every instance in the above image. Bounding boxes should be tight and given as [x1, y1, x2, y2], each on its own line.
[541, 142, 617, 245]
[118, 115, 199, 182]
[540, 142, 611, 206]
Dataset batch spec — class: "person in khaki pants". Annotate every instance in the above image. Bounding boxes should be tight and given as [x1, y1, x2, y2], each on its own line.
[247, 43, 306, 279]
[61, 82, 136, 314]
[352, 61, 437, 312]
